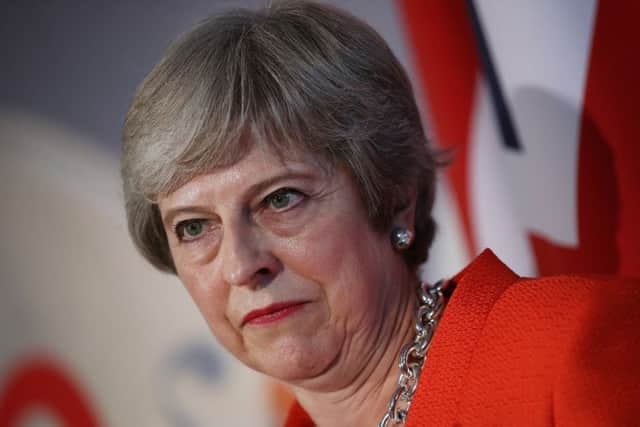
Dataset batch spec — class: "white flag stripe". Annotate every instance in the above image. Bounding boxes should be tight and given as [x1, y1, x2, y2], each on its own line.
[473, 0, 598, 246]
[470, 78, 537, 276]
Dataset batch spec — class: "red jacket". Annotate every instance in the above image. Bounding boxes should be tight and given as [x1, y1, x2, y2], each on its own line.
[285, 249, 640, 426]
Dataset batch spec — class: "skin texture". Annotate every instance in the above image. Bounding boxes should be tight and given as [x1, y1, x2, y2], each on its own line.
[158, 143, 418, 426]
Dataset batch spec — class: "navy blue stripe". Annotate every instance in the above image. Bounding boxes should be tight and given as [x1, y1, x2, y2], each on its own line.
[466, 0, 522, 151]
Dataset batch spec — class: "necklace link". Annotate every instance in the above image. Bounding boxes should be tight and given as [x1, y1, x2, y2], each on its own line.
[379, 280, 446, 427]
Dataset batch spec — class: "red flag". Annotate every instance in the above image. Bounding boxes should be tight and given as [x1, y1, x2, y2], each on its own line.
[399, 0, 640, 277]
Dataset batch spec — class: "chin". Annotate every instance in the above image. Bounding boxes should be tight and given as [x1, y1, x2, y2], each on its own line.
[244, 333, 341, 383]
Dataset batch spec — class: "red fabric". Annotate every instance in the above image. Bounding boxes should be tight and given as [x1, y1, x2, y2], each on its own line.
[284, 400, 314, 427]
[284, 249, 640, 426]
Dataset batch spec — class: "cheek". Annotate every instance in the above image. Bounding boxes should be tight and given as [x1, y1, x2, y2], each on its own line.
[177, 264, 229, 329]
[177, 265, 256, 367]
[286, 213, 388, 299]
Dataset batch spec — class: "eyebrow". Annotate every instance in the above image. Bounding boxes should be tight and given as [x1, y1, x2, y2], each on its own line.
[160, 169, 319, 227]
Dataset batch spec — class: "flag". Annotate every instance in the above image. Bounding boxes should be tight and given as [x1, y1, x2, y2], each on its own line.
[399, 0, 640, 277]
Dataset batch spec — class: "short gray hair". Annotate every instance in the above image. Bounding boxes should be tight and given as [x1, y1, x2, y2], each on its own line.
[122, 0, 442, 273]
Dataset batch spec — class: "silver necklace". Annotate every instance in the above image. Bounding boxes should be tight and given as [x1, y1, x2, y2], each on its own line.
[379, 280, 447, 427]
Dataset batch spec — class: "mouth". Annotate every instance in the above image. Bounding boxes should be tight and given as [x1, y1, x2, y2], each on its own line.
[242, 301, 309, 326]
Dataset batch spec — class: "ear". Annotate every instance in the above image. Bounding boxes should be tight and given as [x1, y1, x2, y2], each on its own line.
[392, 185, 417, 231]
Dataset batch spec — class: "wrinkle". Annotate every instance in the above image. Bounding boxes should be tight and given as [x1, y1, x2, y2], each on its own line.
[292, 272, 417, 426]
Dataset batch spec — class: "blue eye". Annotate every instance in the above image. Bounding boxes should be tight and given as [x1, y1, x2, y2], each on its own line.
[265, 188, 304, 211]
[175, 219, 209, 241]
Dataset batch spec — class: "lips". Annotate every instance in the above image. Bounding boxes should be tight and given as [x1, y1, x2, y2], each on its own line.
[242, 301, 308, 326]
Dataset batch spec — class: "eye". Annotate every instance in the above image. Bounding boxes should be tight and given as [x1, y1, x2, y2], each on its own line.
[174, 219, 211, 242]
[264, 188, 304, 212]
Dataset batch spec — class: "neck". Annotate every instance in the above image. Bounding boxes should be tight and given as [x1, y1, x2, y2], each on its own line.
[290, 273, 417, 427]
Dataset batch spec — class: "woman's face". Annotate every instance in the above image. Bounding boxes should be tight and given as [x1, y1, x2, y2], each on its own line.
[158, 143, 411, 384]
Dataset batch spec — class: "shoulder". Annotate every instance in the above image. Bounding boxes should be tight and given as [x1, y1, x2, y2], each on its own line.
[501, 274, 640, 424]
[489, 273, 640, 335]
[502, 272, 640, 304]
[487, 273, 640, 369]
[449, 250, 640, 337]
[425, 250, 640, 426]
[484, 272, 640, 371]
[460, 263, 640, 425]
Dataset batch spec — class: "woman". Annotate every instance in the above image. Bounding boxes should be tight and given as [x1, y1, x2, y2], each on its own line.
[121, 1, 640, 426]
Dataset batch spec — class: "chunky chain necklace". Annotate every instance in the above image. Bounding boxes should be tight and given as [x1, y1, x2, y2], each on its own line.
[379, 280, 447, 426]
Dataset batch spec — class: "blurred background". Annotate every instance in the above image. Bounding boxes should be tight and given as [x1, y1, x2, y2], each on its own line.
[1, 1, 638, 426]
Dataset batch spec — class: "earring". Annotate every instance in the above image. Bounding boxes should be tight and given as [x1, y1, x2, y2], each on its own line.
[391, 227, 414, 250]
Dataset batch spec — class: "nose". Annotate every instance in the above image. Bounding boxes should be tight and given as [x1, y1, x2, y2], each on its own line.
[219, 220, 280, 288]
